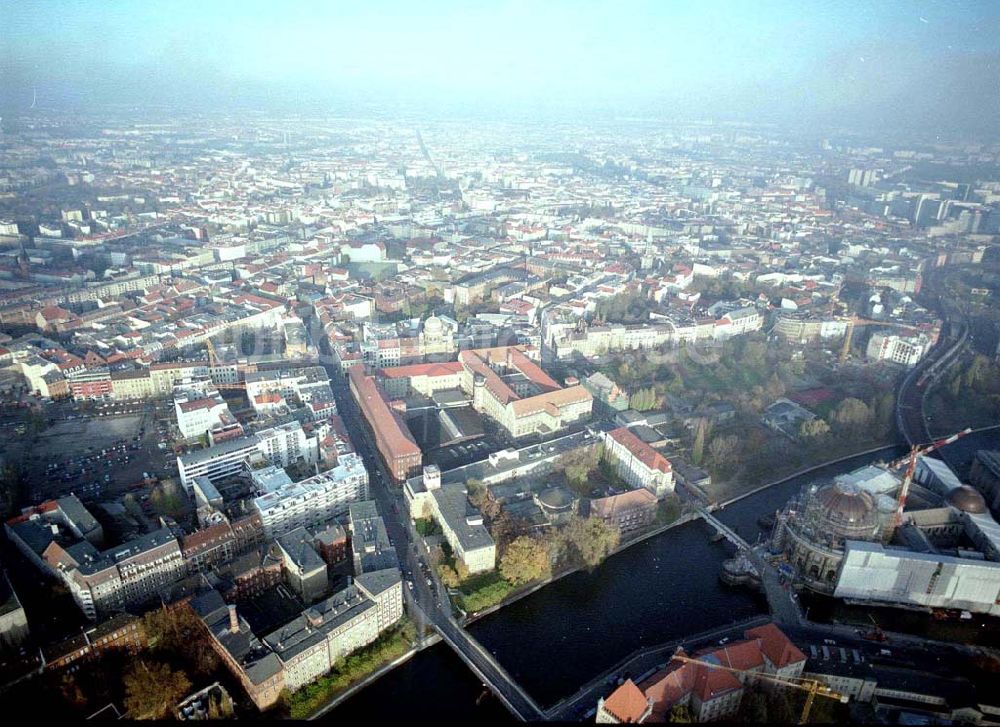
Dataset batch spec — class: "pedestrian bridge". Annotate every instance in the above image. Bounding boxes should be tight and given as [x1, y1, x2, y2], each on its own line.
[697, 505, 752, 550]
[696, 506, 803, 626]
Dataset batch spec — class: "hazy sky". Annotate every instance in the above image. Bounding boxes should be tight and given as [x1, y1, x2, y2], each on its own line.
[3, 0, 999, 133]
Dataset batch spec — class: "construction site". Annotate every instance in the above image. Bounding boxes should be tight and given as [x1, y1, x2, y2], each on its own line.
[761, 429, 1000, 617]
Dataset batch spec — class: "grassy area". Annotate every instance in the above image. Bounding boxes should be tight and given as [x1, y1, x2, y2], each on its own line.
[286, 619, 417, 719]
[454, 570, 516, 614]
[344, 261, 399, 281]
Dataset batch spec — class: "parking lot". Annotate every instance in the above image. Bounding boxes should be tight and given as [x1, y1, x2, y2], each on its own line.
[12, 400, 179, 504]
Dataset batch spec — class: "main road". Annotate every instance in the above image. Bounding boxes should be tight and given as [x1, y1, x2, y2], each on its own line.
[320, 353, 545, 721]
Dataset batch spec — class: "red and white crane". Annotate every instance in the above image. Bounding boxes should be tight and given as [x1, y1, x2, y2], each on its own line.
[892, 427, 972, 527]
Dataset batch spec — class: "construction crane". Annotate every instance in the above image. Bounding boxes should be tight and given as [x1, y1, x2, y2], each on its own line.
[839, 316, 922, 365]
[891, 427, 972, 527]
[669, 653, 847, 723]
[205, 338, 246, 391]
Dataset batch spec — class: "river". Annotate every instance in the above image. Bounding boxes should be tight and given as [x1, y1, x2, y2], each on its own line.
[326, 429, 1000, 721]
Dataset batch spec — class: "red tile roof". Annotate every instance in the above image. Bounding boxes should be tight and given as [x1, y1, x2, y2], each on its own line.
[380, 361, 464, 379]
[178, 397, 221, 413]
[608, 623, 805, 718]
[745, 622, 807, 669]
[348, 366, 420, 460]
[601, 679, 649, 723]
[608, 427, 672, 474]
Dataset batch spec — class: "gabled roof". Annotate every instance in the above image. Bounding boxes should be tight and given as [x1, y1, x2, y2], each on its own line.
[608, 426, 672, 474]
[745, 622, 807, 669]
[602, 678, 649, 723]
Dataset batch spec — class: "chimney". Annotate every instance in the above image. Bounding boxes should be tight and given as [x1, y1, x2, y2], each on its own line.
[228, 604, 239, 634]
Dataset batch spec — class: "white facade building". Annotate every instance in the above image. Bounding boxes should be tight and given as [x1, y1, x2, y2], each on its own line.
[253, 453, 369, 538]
[866, 332, 930, 367]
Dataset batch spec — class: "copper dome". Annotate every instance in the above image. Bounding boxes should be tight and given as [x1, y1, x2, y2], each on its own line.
[812, 481, 876, 525]
[945, 485, 988, 514]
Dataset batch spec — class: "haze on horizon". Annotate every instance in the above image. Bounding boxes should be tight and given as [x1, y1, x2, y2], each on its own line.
[2, 0, 999, 136]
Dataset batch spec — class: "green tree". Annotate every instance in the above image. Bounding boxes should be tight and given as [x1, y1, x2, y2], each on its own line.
[437, 564, 460, 588]
[630, 387, 658, 411]
[765, 372, 786, 401]
[708, 434, 741, 477]
[668, 703, 694, 722]
[59, 671, 87, 709]
[206, 691, 234, 719]
[560, 516, 620, 569]
[692, 418, 708, 466]
[466, 479, 487, 510]
[557, 445, 601, 491]
[829, 397, 873, 433]
[123, 660, 192, 719]
[149, 480, 186, 521]
[500, 536, 551, 585]
[142, 605, 219, 677]
[799, 418, 831, 440]
[964, 354, 988, 389]
[874, 391, 895, 436]
[737, 691, 769, 723]
[741, 340, 768, 371]
[490, 511, 518, 554]
[122, 492, 145, 521]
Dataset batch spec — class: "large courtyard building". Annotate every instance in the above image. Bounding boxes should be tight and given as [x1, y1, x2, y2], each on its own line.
[457, 345, 592, 440]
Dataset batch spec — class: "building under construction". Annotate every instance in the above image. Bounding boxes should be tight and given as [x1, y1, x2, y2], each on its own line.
[768, 434, 1000, 616]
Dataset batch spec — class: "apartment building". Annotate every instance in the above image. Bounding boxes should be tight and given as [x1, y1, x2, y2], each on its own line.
[42, 528, 187, 620]
[181, 521, 237, 574]
[253, 453, 369, 538]
[554, 323, 675, 360]
[866, 332, 930, 367]
[174, 387, 236, 440]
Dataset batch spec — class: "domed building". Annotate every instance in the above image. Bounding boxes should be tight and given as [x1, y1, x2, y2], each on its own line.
[945, 485, 988, 515]
[419, 315, 455, 356]
[772, 479, 890, 593]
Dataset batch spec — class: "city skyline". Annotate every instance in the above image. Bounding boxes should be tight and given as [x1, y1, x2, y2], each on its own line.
[3, 1, 1000, 134]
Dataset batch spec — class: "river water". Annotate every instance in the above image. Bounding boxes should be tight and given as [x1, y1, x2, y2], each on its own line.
[328, 429, 999, 721]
